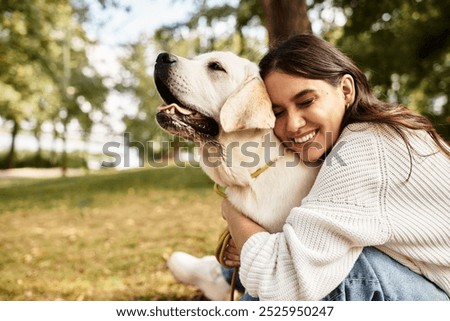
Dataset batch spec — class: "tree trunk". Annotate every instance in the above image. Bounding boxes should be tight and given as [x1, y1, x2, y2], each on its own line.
[33, 125, 43, 166]
[5, 119, 19, 169]
[61, 121, 68, 177]
[261, 0, 312, 47]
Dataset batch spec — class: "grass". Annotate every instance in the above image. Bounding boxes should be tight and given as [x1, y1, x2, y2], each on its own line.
[0, 166, 226, 300]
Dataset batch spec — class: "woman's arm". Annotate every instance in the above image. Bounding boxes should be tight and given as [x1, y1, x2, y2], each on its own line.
[221, 199, 266, 255]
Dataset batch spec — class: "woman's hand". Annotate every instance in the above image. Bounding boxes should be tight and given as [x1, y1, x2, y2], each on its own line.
[223, 237, 240, 268]
[221, 199, 267, 253]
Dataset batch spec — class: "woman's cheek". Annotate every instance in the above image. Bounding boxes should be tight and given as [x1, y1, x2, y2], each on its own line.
[273, 119, 285, 141]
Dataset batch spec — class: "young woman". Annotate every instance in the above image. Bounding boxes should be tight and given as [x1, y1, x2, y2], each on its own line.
[168, 34, 450, 301]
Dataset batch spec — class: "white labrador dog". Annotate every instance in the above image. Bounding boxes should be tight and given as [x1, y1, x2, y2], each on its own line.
[154, 51, 320, 233]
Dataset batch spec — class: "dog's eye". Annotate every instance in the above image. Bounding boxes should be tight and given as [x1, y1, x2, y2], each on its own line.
[208, 61, 226, 72]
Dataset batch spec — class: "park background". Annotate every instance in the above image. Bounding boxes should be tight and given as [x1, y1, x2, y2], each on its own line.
[0, 0, 448, 300]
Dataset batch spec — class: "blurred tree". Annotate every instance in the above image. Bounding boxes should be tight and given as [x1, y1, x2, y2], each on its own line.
[153, 0, 314, 62]
[0, 0, 64, 168]
[116, 36, 172, 164]
[53, 10, 109, 175]
[153, 0, 266, 60]
[261, 0, 312, 45]
[0, 0, 109, 170]
[322, 0, 449, 140]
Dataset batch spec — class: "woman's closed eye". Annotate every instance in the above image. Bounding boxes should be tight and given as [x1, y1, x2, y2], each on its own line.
[272, 106, 284, 117]
[273, 98, 315, 116]
[297, 97, 315, 108]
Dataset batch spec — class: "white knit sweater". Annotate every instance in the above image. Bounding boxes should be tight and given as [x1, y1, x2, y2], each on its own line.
[240, 122, 450, 300]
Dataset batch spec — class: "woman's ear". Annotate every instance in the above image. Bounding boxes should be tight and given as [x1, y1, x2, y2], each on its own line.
[340, 74, 355, 105]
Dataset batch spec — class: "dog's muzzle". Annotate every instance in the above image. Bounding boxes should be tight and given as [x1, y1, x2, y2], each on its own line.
[154, 52, 219, 140]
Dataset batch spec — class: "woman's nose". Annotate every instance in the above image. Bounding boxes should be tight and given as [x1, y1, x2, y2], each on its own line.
[286, 112, 306, 134]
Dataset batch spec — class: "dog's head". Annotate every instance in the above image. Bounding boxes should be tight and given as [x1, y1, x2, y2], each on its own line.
[154, 51, 275, 141]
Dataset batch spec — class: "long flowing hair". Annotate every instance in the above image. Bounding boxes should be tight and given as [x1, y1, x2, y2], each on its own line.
[259, 34, 449, 160]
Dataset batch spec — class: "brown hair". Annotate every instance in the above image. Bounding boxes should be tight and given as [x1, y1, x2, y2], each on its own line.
[259, 34, 449, 160]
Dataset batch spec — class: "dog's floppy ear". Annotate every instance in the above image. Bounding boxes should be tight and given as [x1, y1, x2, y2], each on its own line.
[220, 77, 275, 133]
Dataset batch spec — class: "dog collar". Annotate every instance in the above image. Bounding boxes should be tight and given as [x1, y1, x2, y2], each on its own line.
[250, 159, 276, 178]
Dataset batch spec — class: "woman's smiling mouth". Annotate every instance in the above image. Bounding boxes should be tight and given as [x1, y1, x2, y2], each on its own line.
[293, 130, 318, 144]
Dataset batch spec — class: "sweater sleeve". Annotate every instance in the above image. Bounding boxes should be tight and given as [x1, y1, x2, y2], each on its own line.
[239, 123, 392, 300]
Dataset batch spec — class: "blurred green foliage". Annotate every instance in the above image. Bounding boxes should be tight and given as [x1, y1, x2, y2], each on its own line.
[330, 0, 449, 140]
[0, 150, 89, 169]
[0, 0, 109, 169]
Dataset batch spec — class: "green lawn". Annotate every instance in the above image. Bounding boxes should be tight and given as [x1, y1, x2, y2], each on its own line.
[0, 166, 226, 300]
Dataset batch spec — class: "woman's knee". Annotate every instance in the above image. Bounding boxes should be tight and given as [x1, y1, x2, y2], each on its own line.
[323, 247, 449, 301]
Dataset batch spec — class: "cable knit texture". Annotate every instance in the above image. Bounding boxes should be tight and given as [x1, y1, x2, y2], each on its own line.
[240, 122, 450, 300]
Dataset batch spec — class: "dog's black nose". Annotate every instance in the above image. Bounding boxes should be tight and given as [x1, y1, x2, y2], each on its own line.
[156, 52, 178, 64]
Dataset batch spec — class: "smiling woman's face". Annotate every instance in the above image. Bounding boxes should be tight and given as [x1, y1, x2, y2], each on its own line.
[264, 71, 352, 162]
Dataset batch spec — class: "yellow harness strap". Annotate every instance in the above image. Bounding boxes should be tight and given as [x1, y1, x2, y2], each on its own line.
[250, 160, 276, 178]
[214, 193, 237, 300]
[214, 228, 238, 301]
[213, 183, 227, 198]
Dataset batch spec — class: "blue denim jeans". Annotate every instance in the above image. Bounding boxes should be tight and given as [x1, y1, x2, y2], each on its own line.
[222, 247, 449, 301]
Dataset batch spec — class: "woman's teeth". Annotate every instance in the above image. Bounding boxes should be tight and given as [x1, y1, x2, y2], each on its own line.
[294, 130, 317, 144]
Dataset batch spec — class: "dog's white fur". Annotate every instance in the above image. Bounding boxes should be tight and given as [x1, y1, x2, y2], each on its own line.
[156, 52, 320, 232]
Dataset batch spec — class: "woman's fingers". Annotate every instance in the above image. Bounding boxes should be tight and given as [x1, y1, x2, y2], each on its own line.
[224, 238, 240, 267]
